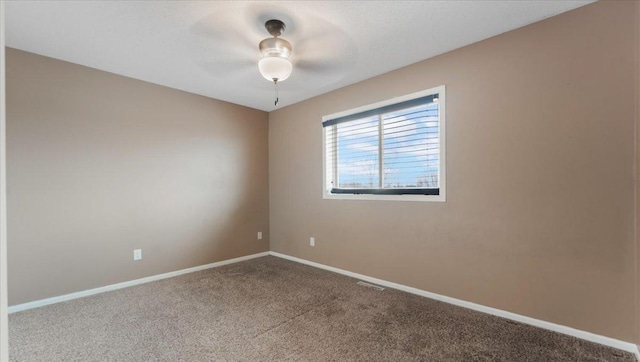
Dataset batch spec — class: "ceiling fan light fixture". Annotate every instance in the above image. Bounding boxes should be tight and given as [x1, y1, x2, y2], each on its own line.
[258, 56, 292, 82]
[258, 19, 293, 84]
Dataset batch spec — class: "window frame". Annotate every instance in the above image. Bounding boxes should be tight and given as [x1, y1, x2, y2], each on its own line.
[322, 85, 446, 202]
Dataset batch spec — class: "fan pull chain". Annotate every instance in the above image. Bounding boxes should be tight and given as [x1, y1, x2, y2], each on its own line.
[274, 80, 279, 107]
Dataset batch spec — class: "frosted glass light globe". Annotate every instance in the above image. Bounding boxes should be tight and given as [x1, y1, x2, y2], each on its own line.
[258, 56, 292, 82]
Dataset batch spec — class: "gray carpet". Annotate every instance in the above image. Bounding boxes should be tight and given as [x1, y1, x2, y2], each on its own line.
[9, 256, 635, 361]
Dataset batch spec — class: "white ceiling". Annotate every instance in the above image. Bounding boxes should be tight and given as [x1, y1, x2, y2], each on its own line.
[6, 1, 593, 112]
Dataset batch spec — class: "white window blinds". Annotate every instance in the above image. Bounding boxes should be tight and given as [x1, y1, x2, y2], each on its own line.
[323, 93, 441, 196]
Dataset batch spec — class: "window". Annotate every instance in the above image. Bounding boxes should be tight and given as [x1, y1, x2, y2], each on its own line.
[322, 86, 445, 202]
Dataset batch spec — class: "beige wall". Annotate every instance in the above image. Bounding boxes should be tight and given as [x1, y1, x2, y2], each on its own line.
[6, 48, 269, 305]
[0, 2, 8, 359]
[270, 1, 638, 342]
[636, 0, 640, 347]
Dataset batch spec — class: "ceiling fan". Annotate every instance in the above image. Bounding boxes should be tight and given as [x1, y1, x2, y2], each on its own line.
[191, 6, 355, 108]
[257, 19, 293, 106]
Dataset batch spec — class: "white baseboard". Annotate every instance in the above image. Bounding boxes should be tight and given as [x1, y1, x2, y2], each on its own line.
[8, 251, 270, 314]
[269, 251, 640, 359]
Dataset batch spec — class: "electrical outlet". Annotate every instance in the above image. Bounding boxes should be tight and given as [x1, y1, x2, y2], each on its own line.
[257, 232, 262, 240]
[133, 249, 142, 261]
[310, 237, 315, 247]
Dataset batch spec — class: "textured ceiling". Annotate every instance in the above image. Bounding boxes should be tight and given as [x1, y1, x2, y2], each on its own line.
[6, 1, 593, 112]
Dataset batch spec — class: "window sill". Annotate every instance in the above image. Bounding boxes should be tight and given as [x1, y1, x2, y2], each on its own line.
[323, 192, 446, 202]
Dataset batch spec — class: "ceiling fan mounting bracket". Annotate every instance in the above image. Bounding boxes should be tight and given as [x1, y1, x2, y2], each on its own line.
[265, 19, 286, 37]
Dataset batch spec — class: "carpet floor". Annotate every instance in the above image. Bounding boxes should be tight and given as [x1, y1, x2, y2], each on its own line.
[9, 256, 635, 361]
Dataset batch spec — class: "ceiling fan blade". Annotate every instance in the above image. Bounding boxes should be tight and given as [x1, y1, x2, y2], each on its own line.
[189, 11, 261, 80]
[295, 32, 354, 62]
[295, 58, 350, 73]
[288, 12, 357, 79]
[189, 12, 261, 70]
[196, 59, 256, 78]
[191, 12, 257, 48]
